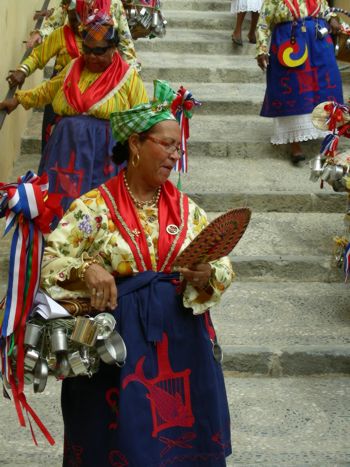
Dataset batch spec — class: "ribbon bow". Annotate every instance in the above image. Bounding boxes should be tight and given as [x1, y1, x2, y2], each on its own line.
[171, 86, 201, 176]
[0, 171, 60, 446]
[324, 102, 349, 132]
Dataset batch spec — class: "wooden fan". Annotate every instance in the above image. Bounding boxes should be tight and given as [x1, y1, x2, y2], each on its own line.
[173, 208, 251, 269]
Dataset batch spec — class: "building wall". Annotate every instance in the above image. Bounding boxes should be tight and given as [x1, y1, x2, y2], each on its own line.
[0, 0, 48, 181]
[334, 0, 348, 9]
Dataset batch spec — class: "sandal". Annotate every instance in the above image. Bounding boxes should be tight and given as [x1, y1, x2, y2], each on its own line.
[290, 153, 306, 165]
[232, 35, 243, 46]
[248, 35, 256, 44]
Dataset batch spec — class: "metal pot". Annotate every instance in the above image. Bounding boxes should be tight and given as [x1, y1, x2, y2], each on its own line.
[96, 331, 127, 366]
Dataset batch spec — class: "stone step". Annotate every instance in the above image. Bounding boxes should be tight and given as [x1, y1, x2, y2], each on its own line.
[212, 281, 350, 374]
[0, 376, 349, 465]
[43, 52, 350, 86]
[165, 9, 234, 30]
[23, 111, 350, 164]
[135, 28, 256, 55]
[163, 0, 231, 11]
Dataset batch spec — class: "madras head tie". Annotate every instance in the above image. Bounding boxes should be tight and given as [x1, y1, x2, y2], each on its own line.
[110, 80, 177, 144]
[0, 171, 61, 446]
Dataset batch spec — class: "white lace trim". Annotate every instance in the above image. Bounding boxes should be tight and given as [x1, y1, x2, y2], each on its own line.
[270, 114, 327, 145]
[230, 0, 263, 13]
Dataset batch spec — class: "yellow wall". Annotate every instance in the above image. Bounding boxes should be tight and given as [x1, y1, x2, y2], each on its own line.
[334, 0, 348, 9]
[0, 0, 49, 180]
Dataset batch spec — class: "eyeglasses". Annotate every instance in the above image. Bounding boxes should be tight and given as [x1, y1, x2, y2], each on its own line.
[82, 43, 112, 56]
[146, 135, 182, 156]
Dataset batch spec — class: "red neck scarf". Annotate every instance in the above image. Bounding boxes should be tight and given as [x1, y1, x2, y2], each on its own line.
[62, 52, 129, 114]
[99, 170, 189, 273]
[63, 25, 80, 59]
[283, 0, 321, 18]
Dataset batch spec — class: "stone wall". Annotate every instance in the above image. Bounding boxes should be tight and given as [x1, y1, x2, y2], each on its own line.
[0, 0, 48, 180]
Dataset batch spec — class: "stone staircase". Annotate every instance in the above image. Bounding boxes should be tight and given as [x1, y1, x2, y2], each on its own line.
[0, 0, 350, 464]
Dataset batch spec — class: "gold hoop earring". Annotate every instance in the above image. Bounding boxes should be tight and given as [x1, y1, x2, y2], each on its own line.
[131, 152, 140, 168]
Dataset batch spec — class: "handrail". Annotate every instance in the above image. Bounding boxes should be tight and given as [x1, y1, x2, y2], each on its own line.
[0, 0, 52, 131]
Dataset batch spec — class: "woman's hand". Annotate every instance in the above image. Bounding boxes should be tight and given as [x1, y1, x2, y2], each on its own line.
[0, 97, 19, 114]
[6, 70, 26, 89]
[329, 18, 341, 35]
[26, 32, 42, 49]
[257, 54, 269, 71]
[84, 263, 118, 311]
[178, 263, 212, 290]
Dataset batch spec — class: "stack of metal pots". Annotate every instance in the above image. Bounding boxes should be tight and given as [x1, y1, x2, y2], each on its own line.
[123, 0, 167, 39]
[12, 313, 127, 393]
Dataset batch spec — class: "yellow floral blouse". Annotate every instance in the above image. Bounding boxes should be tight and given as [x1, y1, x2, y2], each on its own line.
[256, 0, 335, 55]
[41, 188, 235, 315]
[37, 0, 139, 70]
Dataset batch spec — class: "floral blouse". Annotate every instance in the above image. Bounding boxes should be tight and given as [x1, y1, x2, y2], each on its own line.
[256, 0, 335, 55]
[41, 188, 235, 315]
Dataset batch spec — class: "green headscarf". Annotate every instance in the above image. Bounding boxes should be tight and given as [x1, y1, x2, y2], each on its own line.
[110, 80, 177, 144]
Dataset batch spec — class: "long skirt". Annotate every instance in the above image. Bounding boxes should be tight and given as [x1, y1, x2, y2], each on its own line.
[62, 272, 232, 467]
[38, 115, 118, 217]
[230, 0, 262, 13]
[261, 17, 343, 118]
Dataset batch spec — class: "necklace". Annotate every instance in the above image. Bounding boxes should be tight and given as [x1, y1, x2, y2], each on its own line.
[123, 172, 161, 209]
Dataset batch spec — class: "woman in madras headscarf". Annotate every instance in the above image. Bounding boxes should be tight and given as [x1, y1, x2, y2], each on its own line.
[0, 12, 148, 218]
[40, 80, 234, 467]
[256, 0, 343, 165]
[7, 0, 83, 154]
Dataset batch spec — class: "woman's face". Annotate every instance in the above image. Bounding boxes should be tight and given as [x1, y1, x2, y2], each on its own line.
[83, 37, 115, 73]
[134, 120, 182, 188]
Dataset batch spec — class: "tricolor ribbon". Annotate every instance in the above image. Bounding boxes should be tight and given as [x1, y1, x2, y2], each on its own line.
[0, 171, 62, 445]
[171, 86, 201, 176]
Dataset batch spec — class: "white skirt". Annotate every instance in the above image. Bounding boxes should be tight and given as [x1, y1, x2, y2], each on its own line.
[230, 0, 263, 13]
[271, 114, 327, 145]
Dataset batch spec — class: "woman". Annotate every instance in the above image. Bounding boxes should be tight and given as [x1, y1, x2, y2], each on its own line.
[0, 13, 148, 216]
[26, 0, 139, 70]
[7, 0, 83, 154]
[256, 0, 343, 164]
[231, 0, 263, 45]
[40, 81, 235, 466]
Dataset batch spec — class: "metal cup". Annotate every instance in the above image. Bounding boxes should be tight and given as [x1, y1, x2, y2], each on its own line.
[309, 155, 324, 181]
[24, 323, 43, 348]
[152, 11, 159, 28]
[51, 327, 68, 353]
[68, 351, 89, 376]
[24, 348, 40, 372]
[94, 313, 116, 340]
[316, 25, 329, 40]
[70, 317, 98, 347]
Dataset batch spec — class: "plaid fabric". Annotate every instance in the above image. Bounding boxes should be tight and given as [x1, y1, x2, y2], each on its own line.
[110, 80, 176, 143]
[83, 11, 115, 41]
